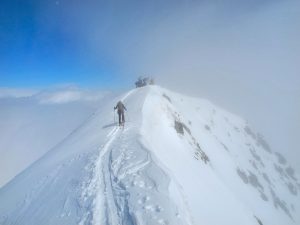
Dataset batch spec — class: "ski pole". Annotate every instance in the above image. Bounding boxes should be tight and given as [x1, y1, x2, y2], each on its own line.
[114, 109, 115, 123]
[126, 110, 130, 122]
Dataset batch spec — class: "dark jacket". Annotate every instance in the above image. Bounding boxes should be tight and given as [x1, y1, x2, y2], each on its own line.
[114, 101, 127, 113]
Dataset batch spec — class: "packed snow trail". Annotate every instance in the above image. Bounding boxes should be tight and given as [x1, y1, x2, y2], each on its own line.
[82, 87, 188, 225]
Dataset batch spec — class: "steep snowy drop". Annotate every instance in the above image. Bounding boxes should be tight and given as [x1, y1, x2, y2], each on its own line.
[0, 87, 110, 187]
[0, 86, 299, 225]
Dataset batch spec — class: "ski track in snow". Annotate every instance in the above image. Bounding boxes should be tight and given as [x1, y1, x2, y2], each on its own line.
[84, 90, 136, 225]
[92, 126, 119, 225]
[82, 88, 187, 225]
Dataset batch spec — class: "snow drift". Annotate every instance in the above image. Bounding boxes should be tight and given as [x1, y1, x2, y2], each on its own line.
[0, 86, 299, 225]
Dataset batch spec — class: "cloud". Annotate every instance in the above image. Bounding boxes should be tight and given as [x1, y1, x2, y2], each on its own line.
[0, 86, 109, 104]
[0, 88, 38, 98]
[75, 0, 300, 172]
[34, 86, 109, 104]
[21, 0, 300, 171]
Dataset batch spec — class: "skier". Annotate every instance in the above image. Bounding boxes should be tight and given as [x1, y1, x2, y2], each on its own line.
[114, 101, 127, 126]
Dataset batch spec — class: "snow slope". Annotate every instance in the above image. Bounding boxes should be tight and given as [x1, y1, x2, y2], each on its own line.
[0, 87, 109, 187]
[0, 86, 299, 225]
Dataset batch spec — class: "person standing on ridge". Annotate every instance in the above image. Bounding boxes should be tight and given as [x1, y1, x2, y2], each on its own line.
[114, 101, 127, 126]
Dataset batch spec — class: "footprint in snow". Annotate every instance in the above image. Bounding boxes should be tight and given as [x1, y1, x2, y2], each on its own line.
[138, 196, 150, 204]
[155, 205, 163, 212]
[139, 180, 145, 188]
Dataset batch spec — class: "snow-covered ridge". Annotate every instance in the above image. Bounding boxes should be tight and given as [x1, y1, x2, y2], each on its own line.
[142, 86, 300, 224]
[0, 86, 299, 225]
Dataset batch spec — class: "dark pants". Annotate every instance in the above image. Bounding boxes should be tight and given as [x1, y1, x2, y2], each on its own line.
[118, 110, 125, 125]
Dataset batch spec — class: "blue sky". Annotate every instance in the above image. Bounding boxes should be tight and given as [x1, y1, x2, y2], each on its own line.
[0, 0, 189, 88]
[0, 0, 299, 170]
[1, 0, 292, 88]
[0, 0, 128, 88]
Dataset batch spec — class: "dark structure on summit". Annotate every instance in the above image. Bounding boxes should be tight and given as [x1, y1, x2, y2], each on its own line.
[135, 76, 154, 88]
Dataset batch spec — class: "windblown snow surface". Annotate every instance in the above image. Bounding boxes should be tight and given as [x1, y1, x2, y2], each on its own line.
[0, 86, 299, 225]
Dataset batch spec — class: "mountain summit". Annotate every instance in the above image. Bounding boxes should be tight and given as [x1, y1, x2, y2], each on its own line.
[0, 86, 299, 225]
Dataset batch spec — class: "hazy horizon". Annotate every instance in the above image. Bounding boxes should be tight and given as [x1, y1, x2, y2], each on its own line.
[1, 0, 299, 173]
